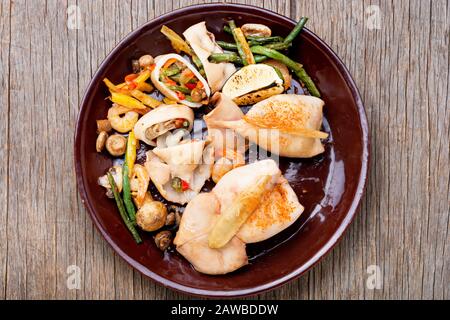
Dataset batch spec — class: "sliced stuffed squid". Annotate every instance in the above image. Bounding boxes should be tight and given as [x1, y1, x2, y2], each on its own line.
[133, 104, 194, 146]
[150, 53, 211, 108]
[183, 22, 236, 93]
[144, 139, 214, 205]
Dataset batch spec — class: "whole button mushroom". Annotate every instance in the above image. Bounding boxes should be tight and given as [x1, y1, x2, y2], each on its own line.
[136, 201, 167, 232]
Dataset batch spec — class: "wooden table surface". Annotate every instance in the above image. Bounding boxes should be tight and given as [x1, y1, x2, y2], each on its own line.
[0, 0, 448, 300]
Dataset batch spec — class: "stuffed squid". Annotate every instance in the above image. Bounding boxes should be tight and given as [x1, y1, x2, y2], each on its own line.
[174, 159, 304, 275]
[150, 53, 211, 108]
[203, 92, 246, 156]
[133, 104, 194, 146]
[183, 22, 236, 93]
[204, 93, 247, 183]
[144, 139, 214, 204]
[213, 160, 304, 244]
[209, 94, 328, 158]
[173, 193, 248, 275]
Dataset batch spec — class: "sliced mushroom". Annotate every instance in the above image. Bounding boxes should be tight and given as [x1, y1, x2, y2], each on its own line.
[97, 119, 112, 133]
[96, 131, 108, 152]
[241, 23, 272, 37]
[154, 230, 172, 251]
[165, 211, 176, 226]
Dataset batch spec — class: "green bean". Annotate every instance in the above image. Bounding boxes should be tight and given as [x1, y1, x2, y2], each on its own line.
[161, 67, 180, 77]
[250, 46, 300, 71]
[223, 25, 232, 35]
[263, 42, 291, 50]
[228, 20, 255, 65]
[295, 67, 321, 97]
[217, 41, 291, 51]
[284, 17, 308, 44]
[250, 46, 321, 97]
[216, 41, 239, 51]
[190, 54, 206, 77]
[254, 55, 269, 63]
[168, 85, 191, 94]
[122, 161, 136, 225]
[170, 73, 181, 82]
[107, 172, 142, 244]
[209, 53, 268, 65]
[224, 25, 284, 44]
[217, 40, 291, 52]
[246, 36, 284, 44]
[192, 54, 203, 69]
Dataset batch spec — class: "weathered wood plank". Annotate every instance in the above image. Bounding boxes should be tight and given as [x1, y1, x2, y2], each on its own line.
[6, 0, 34, 299]
[0, 0, 11, 300]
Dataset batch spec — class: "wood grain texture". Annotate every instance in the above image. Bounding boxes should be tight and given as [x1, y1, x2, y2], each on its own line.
[0, 0, 448, 300]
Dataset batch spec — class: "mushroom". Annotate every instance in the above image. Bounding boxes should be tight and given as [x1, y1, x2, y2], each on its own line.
[97, 119, 112, 133]
[139, 54, 154, 68]
[241, 23, 272, 37]
[105, 134, 127, 157]
[136, 201, 167, 232]
[96, 131, 108, 152]
[154, 230, 172, 251]
[165, 211, 176, 226]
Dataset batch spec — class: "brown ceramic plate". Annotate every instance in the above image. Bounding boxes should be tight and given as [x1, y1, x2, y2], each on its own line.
[74, 3, 369, 297]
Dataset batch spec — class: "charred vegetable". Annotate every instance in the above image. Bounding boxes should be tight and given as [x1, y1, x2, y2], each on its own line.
[107, 172, 142, 244]
[250, 46, 320, 97]
[122, 160, 136, 224]
[283, 17, 308, 45]
[209, 52, 268, 65]
[221, 64, 284, 105]
[228, 20, 255, 65]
